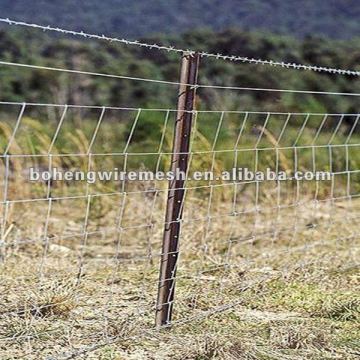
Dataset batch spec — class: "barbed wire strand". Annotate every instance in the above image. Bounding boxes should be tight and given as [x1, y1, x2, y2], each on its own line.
[0, 17, 359, 76]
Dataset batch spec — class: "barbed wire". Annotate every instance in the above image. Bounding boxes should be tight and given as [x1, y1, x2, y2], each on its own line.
[0, 17, 359, 76]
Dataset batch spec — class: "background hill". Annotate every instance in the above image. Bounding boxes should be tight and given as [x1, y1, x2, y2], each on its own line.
[1, 27, 359, 115]
[1, 0, 360, 39]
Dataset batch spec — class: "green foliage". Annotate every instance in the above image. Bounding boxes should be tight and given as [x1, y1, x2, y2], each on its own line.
[0, 27, 359, 115]
[1, 0, 360, 39]
[0, 27, 359, 180]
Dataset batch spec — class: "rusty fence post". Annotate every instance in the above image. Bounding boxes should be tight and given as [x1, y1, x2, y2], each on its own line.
[155, 52, 200, 327]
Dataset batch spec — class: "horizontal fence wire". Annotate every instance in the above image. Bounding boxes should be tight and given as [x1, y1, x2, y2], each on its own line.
[1, 101, 360, 114]
[1, 17, 360, 76]
[1, 60, 360, 97]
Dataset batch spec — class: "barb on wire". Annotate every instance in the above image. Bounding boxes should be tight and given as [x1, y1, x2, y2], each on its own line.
[0, 17, 359, 76]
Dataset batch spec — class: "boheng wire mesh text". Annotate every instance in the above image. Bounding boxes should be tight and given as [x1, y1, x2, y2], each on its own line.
[29, 167, 332, 184]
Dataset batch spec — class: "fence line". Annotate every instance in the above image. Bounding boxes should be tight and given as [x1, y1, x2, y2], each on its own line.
[0, 18, 359, 359]
[1, 60, 360, 97]
[2, 101, 360, 115]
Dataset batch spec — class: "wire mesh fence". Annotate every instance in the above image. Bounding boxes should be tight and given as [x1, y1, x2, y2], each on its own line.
[0, 19, 359, 359]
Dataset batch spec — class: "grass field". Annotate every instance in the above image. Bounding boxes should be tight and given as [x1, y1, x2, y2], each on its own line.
[0, 190, 359, 359]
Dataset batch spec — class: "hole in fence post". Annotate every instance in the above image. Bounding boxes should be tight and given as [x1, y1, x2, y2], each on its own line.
[155, 52, 200, 328]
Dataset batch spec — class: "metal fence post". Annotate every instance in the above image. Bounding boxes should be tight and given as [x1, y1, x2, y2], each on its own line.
[155, 52, 200, 327]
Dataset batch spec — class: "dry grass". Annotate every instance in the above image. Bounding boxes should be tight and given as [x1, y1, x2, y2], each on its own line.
[0, 191, 359, 359]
